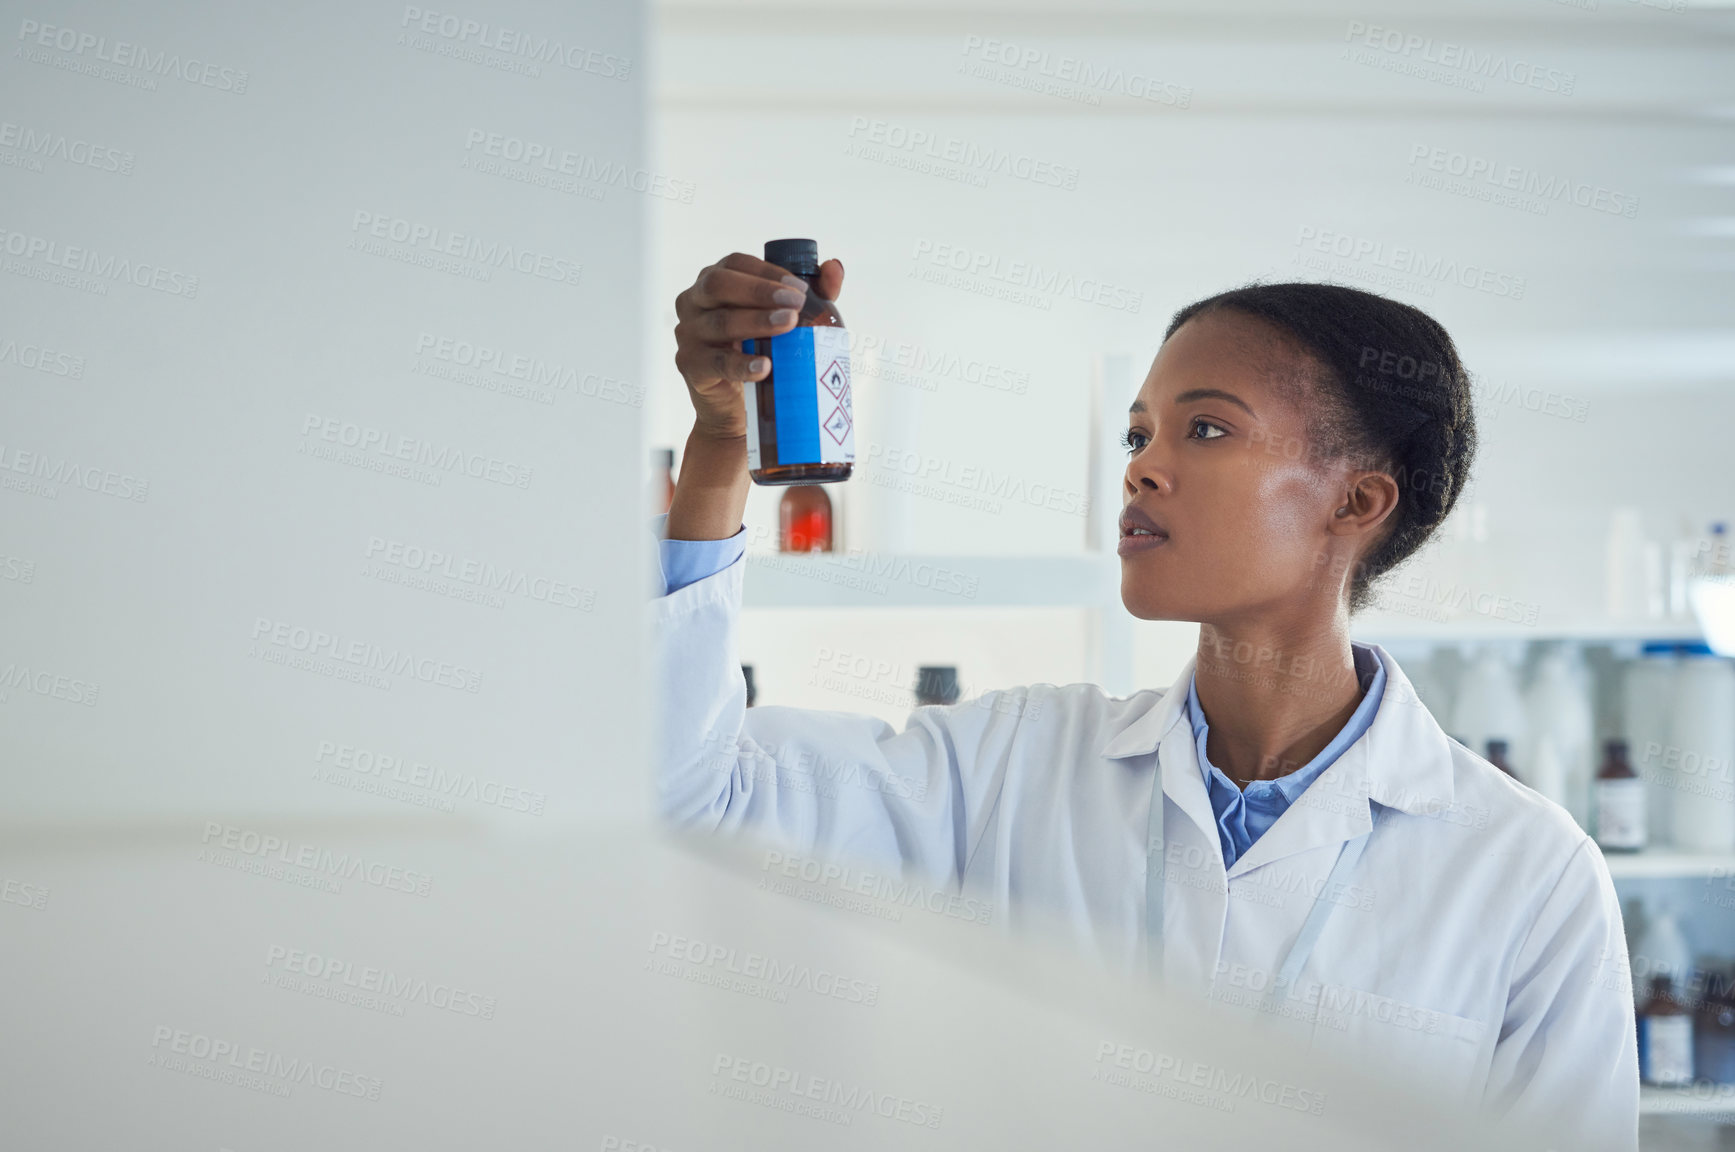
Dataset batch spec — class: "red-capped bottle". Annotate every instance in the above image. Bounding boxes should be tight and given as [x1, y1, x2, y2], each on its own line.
[778, 485, 832, 552]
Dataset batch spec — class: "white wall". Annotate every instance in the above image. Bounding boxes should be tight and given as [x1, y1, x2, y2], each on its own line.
[1, 0, 648, 825]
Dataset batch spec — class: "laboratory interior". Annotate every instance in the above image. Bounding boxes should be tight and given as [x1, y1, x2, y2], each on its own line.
[3, 1, 1734, 1150]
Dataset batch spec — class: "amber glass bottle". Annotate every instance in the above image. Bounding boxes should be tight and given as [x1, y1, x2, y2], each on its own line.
[778, 485, 832, 552]
[743, 238, 853, 485]
[1485, 739, 1517, 778]
[916, 666, 960, 707]
[1594, 738, 1646, 852]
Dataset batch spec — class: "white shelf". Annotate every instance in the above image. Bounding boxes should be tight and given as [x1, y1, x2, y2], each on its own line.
[1349, 615, 1704, 644]
[741, 553, 1707, 646]
[1641, 1085, 1735, 1116]
[742, 552, 1120, 609]
[1602, 850, 1735, 880]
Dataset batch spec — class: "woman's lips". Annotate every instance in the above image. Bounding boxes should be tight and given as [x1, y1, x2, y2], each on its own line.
[1117, 531, 1169, 556]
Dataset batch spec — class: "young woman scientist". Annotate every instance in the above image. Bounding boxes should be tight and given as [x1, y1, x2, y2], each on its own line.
[647, 252, 1638, 1150]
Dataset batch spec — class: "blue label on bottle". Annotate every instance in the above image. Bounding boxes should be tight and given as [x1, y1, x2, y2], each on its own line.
[768, 327, 821, 464]
[745, 327, 853, 469]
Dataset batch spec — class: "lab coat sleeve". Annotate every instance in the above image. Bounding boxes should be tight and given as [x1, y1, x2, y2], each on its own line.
[1483, 835, 1639, 1152]
[646, 550, 1023, 886]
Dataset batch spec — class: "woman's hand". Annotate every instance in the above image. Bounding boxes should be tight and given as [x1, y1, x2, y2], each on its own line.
[672, 252, 845, 439]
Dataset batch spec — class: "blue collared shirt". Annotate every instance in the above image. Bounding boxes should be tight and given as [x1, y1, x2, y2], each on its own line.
[652, 513, 746, 595]
[1187, 644, 1385, 869]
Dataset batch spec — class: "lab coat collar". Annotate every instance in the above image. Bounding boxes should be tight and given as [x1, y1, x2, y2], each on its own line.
[1101, 641, 1457, 839]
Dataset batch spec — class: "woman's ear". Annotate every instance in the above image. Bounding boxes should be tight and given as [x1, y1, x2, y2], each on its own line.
[1327, 470, 1400, 538]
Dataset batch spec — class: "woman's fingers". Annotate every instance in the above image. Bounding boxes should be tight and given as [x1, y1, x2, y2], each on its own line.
[677, 304, 800, 346]
[674, 343, 768, 386]
[811, 257, 844, 302]
[679, 257, 808, 317]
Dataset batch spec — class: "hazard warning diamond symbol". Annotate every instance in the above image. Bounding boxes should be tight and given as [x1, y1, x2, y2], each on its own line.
[823, 406, 851, 445]
[820, 358, 848, 398]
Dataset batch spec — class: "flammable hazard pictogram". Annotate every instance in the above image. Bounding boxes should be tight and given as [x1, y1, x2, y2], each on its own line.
[820, 358, 848, 399]
[823, 405, 852, 445]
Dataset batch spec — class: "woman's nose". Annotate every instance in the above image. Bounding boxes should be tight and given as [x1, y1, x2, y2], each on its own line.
[1125, 444, 1172, 496]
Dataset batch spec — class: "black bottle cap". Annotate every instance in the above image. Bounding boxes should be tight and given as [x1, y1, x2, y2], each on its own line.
[652, 447, 674, 469]
[1486, 739, 1508, 756]
[765, 238, 819, 276]
[916, 665, 959, 705]
[742, 664, 756, 707]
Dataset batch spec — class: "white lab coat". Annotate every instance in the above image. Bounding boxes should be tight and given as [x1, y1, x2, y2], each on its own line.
[649, 555, 1640, 1150]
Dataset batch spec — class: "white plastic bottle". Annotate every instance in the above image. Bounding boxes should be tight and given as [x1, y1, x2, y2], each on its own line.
[1451, 643, 1529, 773]
[1670, 647, 1735, 853]
[1523, 643, 1595, 826]
[1624, 643, 1680, 847]
[1632, 901, 1694, 1010]
[1529, 734, 1568, 815]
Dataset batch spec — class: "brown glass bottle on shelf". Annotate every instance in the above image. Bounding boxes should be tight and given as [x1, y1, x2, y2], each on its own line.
[1594, 738, 1646, 852]
[1639, 975, 1694, 1086]
[778, 485, 832, 552]
[1485, 739, 1517, 778]
[916, 666, 960, 707]
[742, 238, 853, 486]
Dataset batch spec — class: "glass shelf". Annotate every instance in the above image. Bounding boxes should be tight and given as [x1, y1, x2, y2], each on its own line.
[1601, 849, 1735, 880]
[1641, 1084, 1735, 1116]
[740, 553, 1707, 646]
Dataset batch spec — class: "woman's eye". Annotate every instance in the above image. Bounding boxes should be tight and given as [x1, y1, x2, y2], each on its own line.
[1190, 419, 1227, 440]
[1119, 428, 1147, 454]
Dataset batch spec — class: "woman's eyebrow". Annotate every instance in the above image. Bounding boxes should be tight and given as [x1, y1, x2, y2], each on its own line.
[1129, 389, 1257, 417]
